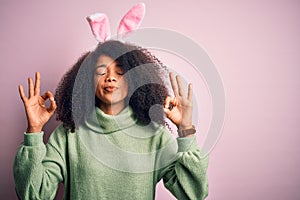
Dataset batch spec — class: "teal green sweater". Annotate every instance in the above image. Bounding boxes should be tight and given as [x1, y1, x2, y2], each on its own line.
[14, 106, 209, 200]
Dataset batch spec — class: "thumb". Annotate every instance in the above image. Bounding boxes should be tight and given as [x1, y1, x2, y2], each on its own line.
[163, 107, 171, 117]
[47, 96, 57, 114]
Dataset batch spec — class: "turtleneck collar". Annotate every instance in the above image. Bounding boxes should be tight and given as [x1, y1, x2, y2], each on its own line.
[83, 106, 137, 134]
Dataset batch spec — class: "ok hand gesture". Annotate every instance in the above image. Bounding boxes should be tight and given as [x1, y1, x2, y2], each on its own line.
[164, 72, 194, 136]
[18, 72, 57, 133]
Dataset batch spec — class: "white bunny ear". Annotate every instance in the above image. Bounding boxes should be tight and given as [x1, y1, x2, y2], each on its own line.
[117, 3, 146, 38]
[86, 13, 111, 42]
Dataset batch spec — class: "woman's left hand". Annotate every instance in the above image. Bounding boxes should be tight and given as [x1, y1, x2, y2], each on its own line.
[164, 72, 193, 131]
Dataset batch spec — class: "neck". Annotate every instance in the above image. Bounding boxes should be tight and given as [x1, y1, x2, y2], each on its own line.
[98, 102, 125, 115]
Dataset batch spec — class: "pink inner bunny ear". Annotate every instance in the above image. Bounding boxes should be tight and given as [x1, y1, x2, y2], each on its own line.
[86, 13, 111, 42]
[117, 3, 146, 37]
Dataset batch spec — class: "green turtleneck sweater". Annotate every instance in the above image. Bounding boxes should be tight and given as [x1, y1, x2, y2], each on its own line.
[14, 106, 209, 200]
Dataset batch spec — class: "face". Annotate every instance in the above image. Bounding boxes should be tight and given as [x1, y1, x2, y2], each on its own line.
[94, 55, 128, 109]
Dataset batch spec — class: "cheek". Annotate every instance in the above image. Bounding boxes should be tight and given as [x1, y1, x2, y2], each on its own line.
[120, 80, 128, 96]
[93, 75, 98, 88]
[94, 76, 103, 98]
[94, 76, 102, 89]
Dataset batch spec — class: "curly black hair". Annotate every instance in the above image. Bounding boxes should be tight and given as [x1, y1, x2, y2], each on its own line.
[55, 40, 170, 133]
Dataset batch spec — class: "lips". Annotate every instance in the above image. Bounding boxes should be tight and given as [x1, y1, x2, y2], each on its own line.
[103, 86, 118, 92]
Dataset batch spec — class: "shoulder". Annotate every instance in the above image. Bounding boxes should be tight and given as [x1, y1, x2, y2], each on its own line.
[48, 123, 69, 150]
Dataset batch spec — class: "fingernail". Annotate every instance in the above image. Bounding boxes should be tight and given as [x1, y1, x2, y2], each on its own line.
[50, 97, 54, 101]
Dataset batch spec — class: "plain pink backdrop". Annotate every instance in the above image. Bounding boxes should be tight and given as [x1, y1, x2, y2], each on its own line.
[1, 0, 300, 199]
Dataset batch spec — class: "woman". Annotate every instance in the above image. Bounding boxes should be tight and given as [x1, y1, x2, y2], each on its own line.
[14, 40, 209, 199]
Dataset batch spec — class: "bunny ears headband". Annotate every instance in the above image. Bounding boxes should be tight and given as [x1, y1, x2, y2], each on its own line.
[86, 3, 146, 42]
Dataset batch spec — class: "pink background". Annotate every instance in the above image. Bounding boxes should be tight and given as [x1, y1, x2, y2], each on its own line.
[1, 0, 300, 199]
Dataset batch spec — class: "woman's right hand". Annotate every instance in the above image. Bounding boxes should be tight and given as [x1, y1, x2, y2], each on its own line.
[18, 72, 57, 133]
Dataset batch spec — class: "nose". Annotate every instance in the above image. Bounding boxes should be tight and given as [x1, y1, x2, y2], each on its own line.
[105, 76, 116, 82]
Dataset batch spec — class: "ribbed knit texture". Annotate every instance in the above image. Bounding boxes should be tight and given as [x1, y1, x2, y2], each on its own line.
[14, 106, 209, 200]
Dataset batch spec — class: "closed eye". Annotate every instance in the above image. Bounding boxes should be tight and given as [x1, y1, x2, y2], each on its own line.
[95, 71, 106, 76]
[115, 64, 125, 75]
[95, 66, 106, 76]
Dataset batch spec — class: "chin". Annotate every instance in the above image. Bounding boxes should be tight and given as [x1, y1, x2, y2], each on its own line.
[99, 98, 125, 105]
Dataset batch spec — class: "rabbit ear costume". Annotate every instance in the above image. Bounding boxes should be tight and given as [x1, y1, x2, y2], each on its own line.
[86, 3, 146, 43]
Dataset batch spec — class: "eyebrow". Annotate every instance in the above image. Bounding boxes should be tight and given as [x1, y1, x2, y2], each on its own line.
[95, 64, 107, 69]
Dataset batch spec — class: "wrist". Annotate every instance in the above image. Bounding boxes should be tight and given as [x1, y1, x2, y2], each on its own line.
[177, 125, 196, 137]
[26, 126, 42, 133]
[179, 124, 193, 130]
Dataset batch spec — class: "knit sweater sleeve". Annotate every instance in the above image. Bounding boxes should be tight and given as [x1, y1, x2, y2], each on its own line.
[157, 131, 209, 200]
[13, 125, 67, 200]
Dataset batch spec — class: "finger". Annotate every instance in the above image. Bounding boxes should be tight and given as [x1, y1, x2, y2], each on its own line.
[40, 93, 48, 100]
[18, 85, 28, 103]
[187, 83, 193, 101]
[41, 91, 57, 113]
[48, 95, 57, 113]
[164, 96, 178, 110]
[169, 72, 179, 97]
[40, 91, 53, 107]
[28, 77, 34, 98]
[163, 108, 171, 117]
[41, 91, 52, 100]
[39, 91, 49, 108]
[34, 72, 41, 96]
[176, 75, 185, 97]
[164, 96, 171, 108]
